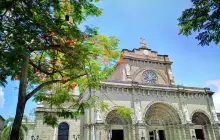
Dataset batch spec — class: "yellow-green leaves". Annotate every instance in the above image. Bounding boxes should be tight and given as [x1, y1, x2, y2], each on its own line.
[116, 106, 134, 120]
[99, 102, 109, 112]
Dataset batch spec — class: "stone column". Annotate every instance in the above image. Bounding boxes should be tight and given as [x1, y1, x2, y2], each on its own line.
[168, 125, 173, 140]
[145, 125, 150, 140]
[83, 125, 90, 140]
[204, 125, 211, 140]
[123, 125, 129, 140]
[213, 124, 220, 140]
[175, 125, 179, 140]
[173, 125, 179, 140]
[89, 124, 97, 140]
[207, 125, 213, 140]
[132, 124, 136, 140]
[95, 124, 106, 140]
[177, 125, 182, 140]
[127, 124, 132, 140]
[181, 125, 187, 140]
[135, 124, 147, 140]
[184, 124, 191, 140]
[208, 124, 215, 140]
[164, 125, 169, 140]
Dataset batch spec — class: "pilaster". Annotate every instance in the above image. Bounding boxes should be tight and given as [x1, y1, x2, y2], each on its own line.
[135, 123, 147, 140]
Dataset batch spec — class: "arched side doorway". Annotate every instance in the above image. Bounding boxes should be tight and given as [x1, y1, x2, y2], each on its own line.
[58, 122, 69, 140]
[192, 112, 211, 125]
[106, 109, 132, 140]
[145, 102, 182, 140]
[192, 112, 211, 140]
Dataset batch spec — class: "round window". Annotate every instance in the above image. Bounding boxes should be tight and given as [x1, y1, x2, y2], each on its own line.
[143, 70, 157, 84]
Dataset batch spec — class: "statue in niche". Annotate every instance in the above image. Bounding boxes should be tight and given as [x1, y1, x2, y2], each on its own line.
[212, 108, 219, 122]
[168, 69, 175, 84]
[125, 64, 131, 76]
[122, 69, 126, 81]
[96, 106, 102, 121]
[135, 101, 142, 121]
[183, 103, 190, 122]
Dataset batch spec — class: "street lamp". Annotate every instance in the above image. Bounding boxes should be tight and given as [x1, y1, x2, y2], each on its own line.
[31, 135, 39, 140]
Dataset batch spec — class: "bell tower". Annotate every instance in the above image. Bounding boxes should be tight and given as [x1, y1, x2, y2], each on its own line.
[108, 37, 175, 85]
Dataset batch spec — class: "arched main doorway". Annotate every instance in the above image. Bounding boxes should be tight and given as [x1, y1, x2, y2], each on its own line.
[145, 102, 182, 140]
[106, 109, 132, 140]
[192, 112, 211, 140]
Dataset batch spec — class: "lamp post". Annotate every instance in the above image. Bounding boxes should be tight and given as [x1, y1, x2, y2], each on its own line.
[31, 135, 39, 140]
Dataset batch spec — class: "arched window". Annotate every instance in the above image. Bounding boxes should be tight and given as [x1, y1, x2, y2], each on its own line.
[58, 122, 69, 140]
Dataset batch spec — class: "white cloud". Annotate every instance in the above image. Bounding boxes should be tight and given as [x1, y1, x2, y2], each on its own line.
[206, 80, 220, 112]
[0, 87, 5, 108]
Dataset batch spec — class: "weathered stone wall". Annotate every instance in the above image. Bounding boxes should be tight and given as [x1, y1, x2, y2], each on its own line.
[31, 111, 81, 140]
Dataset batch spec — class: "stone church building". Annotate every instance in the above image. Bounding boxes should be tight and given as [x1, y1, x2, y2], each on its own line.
[26, 40, 220, 140]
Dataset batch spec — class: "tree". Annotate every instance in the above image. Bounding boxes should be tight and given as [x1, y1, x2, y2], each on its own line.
[0, 117, 28, 140]
[178, 0, 220, 46]
[0, 0, 122, 139]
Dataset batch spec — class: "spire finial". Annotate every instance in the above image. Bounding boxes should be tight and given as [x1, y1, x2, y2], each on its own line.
[140, 36, 147, 48]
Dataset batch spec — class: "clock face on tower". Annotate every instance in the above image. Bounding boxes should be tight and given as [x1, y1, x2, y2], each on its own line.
[143, 50, 149, 56]
[143, 70, 157, 84]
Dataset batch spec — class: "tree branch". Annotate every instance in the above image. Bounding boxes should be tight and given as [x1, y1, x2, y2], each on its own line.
[29, 60, 59, 75]
[28, 44, 62, 52]
[26, 73, 87, 101]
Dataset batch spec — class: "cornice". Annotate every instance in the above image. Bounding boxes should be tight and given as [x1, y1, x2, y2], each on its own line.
[100, 81, 212, 96]
[124, 55, 172, 65]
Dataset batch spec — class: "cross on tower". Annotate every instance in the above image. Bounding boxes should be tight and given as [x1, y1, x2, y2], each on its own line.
[140, 36, 147, 48]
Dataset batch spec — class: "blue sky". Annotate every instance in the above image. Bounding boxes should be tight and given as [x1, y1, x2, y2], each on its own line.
[0, 0, 220, 119]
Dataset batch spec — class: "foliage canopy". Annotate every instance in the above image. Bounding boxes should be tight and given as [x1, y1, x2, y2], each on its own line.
[0, 0, 121, 128]
[178, 0, 220, 46]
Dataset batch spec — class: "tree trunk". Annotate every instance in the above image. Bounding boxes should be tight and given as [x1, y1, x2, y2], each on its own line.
[10, 56, 29, 140]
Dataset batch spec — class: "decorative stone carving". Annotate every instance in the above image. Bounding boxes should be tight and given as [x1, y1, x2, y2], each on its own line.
[134, 100, 142, 122]
[125, 64, 131, 76]
[183, 103, 190, 122]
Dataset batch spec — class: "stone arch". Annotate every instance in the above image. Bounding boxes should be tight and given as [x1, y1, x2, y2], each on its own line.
[132, 67, 168, 84]
[103, 106, 134, 125]
[58, 121, 71, 126]
[143, 101, 183, 125]
[191, 109, 212, 125]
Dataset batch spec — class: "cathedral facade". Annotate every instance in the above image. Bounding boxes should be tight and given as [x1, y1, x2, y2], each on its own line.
[27, 44, 220, 140]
